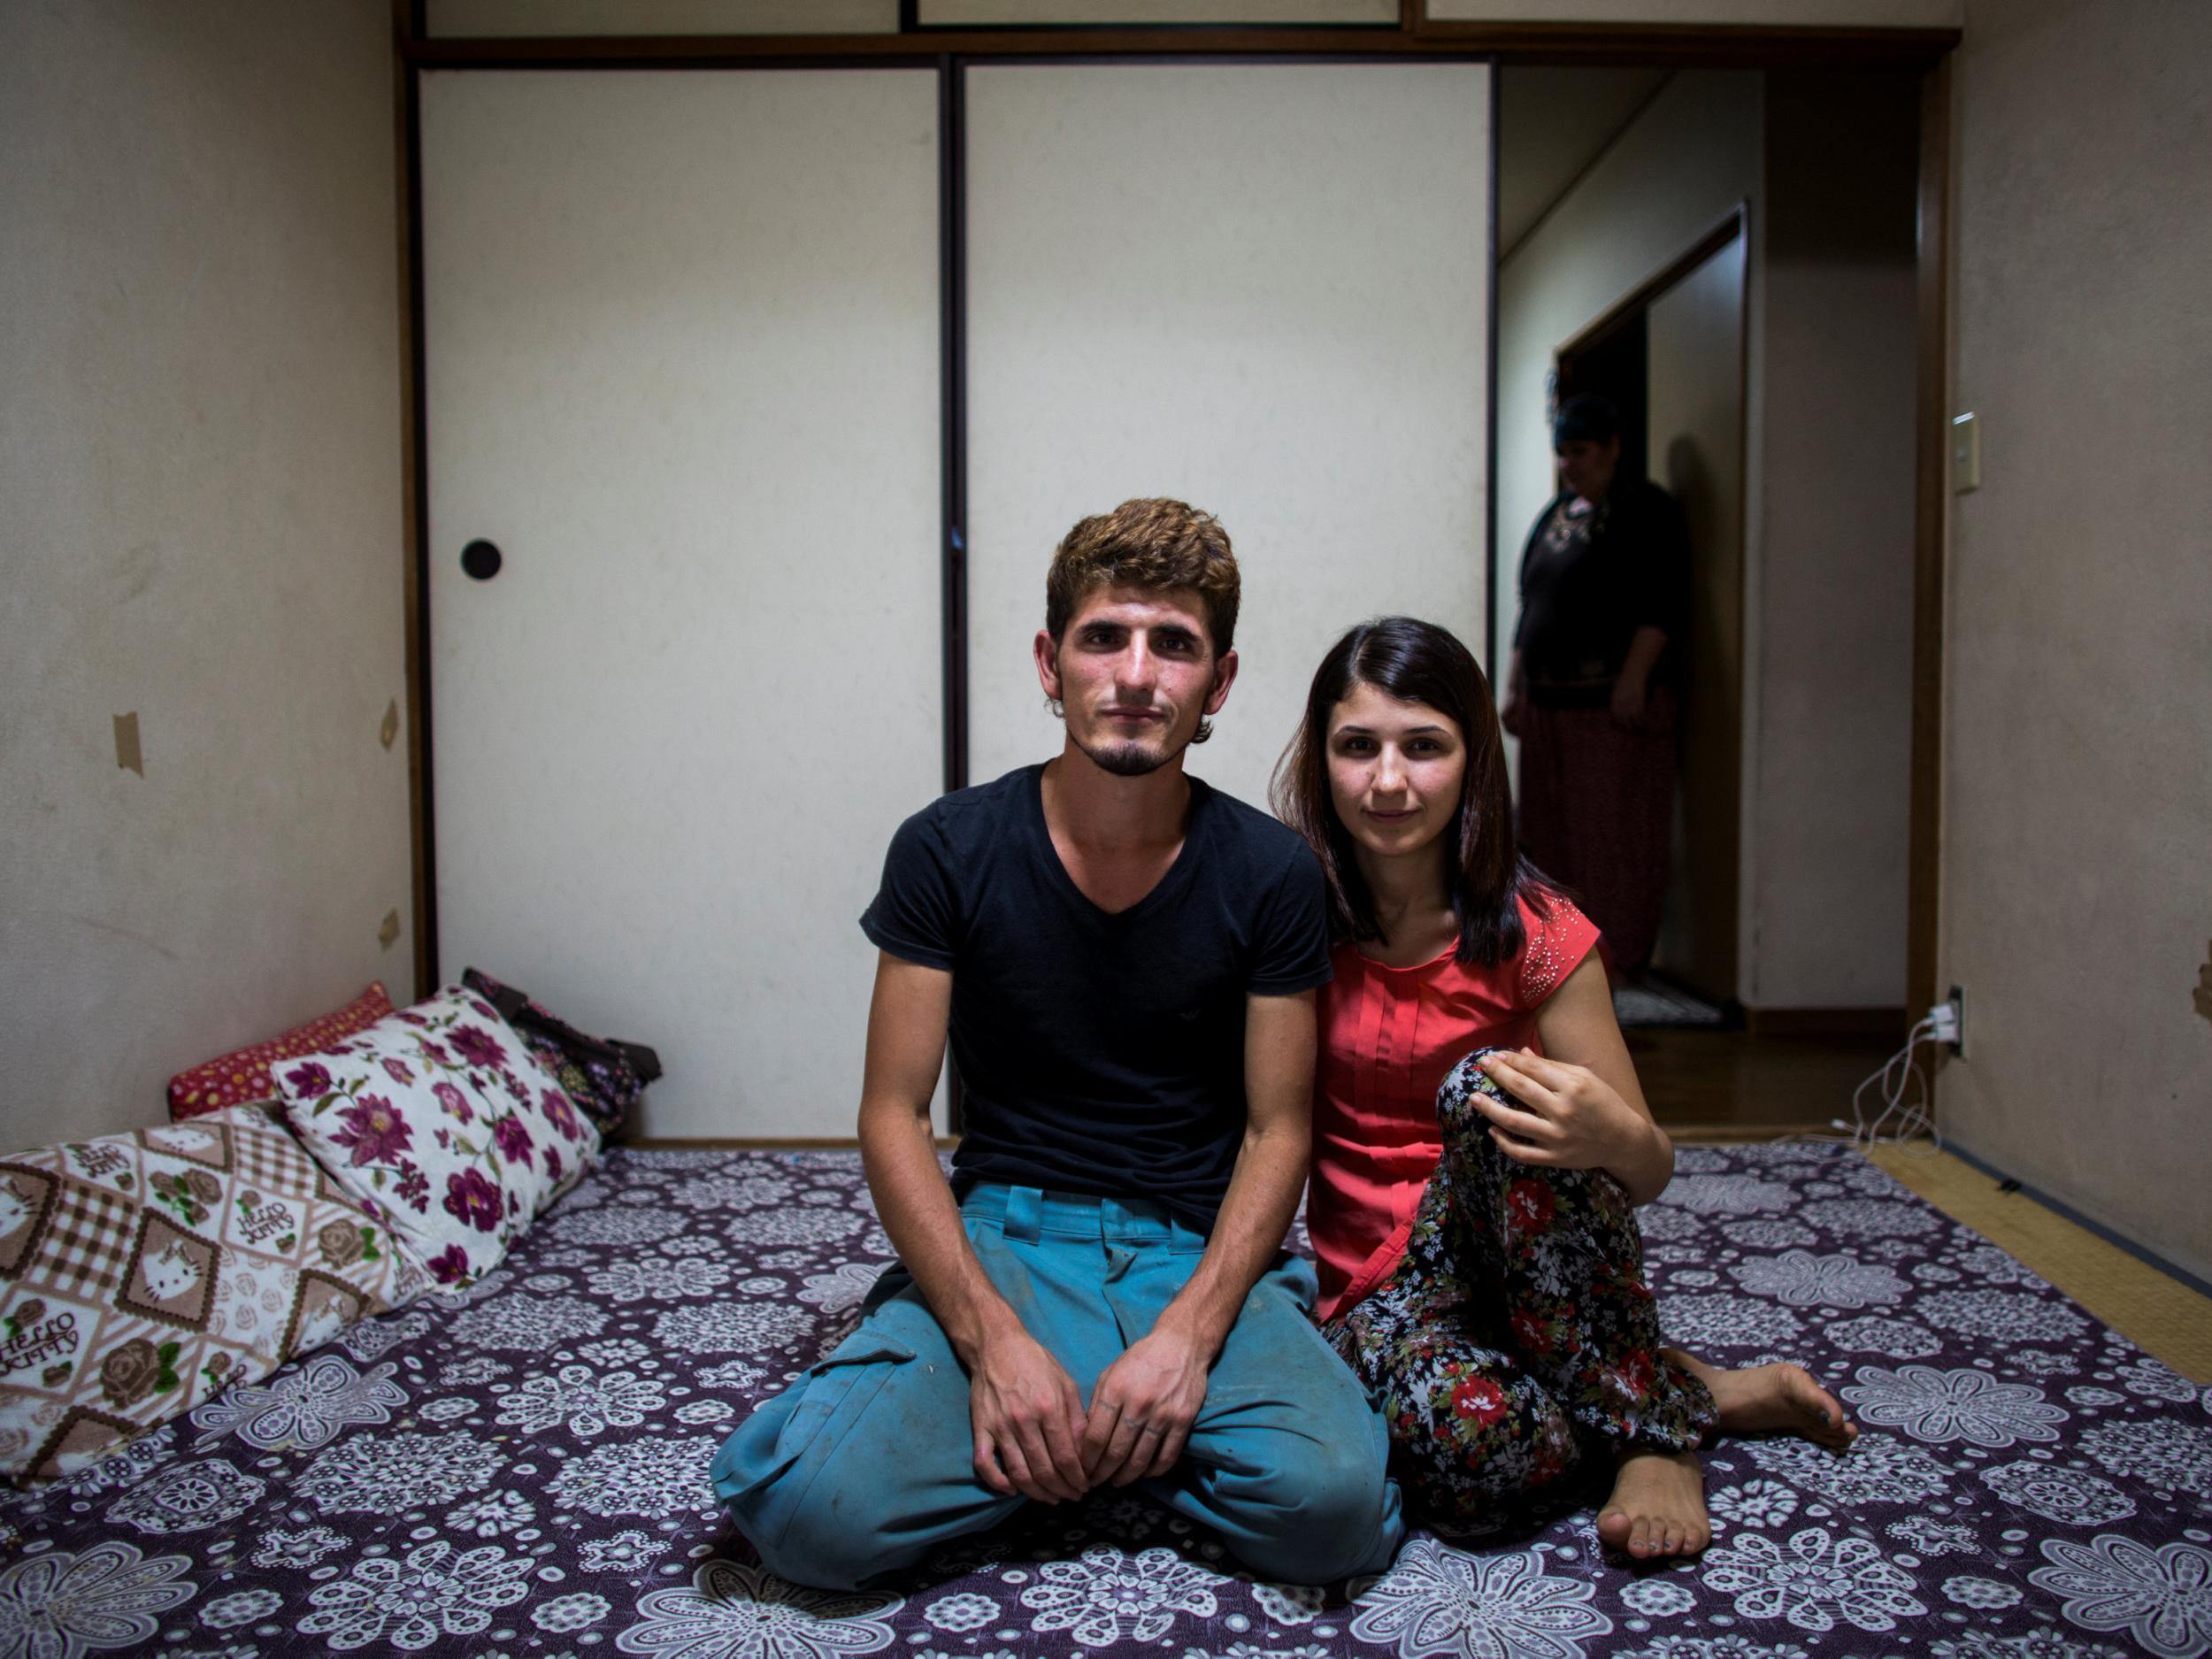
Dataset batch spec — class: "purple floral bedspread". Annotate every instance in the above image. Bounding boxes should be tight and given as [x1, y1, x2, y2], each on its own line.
[3, 1141, 2207, 1658]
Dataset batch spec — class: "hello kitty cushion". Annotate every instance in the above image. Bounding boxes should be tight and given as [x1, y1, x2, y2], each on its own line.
[0, 1105, 427, 1484]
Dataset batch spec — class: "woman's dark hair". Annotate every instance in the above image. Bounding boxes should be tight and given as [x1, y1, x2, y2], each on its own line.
[1271, 616, 1555, 965]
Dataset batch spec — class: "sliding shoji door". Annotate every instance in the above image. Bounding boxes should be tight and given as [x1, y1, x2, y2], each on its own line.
[964, 62, 1494, 808]
[421, 71, 943, 1137]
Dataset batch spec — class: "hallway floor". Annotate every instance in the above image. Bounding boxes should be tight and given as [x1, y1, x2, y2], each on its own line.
[1633, 1025, 1903, 1135]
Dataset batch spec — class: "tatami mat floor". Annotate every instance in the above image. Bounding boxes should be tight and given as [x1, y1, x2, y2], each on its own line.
[1865, 1141, 2212, 1383]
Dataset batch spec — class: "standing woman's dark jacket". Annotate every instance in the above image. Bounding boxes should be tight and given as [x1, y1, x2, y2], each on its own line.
[1513, 477, 1692, 710]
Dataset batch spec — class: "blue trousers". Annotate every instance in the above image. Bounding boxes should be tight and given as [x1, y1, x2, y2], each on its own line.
[711, 1183, 1404, 1590]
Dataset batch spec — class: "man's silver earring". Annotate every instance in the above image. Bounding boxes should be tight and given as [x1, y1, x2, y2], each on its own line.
[1047, 697, 1064, 719]
[1193, 717, 1213, 744]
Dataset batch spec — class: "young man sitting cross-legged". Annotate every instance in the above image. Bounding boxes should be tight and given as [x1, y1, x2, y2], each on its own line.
[712, 498, 1404, 1591]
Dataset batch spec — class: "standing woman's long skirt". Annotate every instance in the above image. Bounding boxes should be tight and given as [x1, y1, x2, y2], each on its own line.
[1515, 688, 1678, 975]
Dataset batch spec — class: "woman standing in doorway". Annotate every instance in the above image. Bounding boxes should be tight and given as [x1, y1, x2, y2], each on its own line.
[1502, 393, 1690, 977]
[1275, 616, 1852, 1558]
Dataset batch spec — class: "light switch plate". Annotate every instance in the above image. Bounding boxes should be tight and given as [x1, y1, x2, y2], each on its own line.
[380, 699, 400, 750]
[1952, 411, 1980, 493]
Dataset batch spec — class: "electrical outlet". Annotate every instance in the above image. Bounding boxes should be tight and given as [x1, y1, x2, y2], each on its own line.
[1944, 984, 1965, 1058]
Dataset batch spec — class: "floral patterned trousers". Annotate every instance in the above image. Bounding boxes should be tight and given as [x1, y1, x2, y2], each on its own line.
[1322, 1048, 1717, 1526]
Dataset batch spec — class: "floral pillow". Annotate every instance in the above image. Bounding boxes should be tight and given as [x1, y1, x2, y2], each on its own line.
[462, 966, 659, 1144]
[272, 986, 600, 1287]
[166, 983, 395, 1121]
[0, 1105, 427, 1484]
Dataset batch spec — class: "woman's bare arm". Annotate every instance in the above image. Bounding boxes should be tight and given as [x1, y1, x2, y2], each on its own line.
[1462, 955, 1675, 1203]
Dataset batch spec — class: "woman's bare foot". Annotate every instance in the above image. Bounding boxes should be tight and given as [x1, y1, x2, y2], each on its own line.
[1597, 1448, 1710, 1560]
[1664, 1348, 1858, 1449]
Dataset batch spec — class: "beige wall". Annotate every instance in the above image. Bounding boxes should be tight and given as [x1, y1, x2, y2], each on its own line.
[0, 1, 411, 1150]
[1752, 72, 1918, 1009]
[1938, 0, 2212, 1283]
[1645, 235, 1746, 999]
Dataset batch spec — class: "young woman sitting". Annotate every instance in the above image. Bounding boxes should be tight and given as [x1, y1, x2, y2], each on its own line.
[1272, 616, 1855, 1560]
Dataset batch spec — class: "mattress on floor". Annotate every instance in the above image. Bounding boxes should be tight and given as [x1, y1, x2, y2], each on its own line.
[2, 1141, 2206, 1659]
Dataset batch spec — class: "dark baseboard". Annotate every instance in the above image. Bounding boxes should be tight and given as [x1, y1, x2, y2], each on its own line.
[1742, 1006, 1908, 1039]
[1941, 1141, 2212, 1302]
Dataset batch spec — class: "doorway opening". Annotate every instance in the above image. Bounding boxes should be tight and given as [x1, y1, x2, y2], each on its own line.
[1494, 65, 1929, 1133]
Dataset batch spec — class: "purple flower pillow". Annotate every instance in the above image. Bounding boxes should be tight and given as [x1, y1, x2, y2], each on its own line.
[272, 985, 602, 1287]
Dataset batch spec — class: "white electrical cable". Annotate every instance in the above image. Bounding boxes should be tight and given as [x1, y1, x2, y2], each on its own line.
[1787, 1015, 1947, 1154]
[1855, 1017, 1945, 1152]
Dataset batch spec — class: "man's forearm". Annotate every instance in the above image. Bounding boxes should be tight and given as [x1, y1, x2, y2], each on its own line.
[857, 1097, 1023, 1366]
[1150, 1117, 1310, 1361]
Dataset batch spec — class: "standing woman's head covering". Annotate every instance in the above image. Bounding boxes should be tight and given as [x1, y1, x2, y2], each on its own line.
[1553, 393, 1623, 449]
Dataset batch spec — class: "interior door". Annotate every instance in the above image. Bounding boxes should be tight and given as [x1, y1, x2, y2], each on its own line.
[1645, 230, 1747, 1000]
[963, 61, 1494, 809]
[421, 69, 944, 1138]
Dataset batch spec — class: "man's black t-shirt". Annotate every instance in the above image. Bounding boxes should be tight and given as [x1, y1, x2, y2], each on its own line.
[860, 764, 1331, 1233]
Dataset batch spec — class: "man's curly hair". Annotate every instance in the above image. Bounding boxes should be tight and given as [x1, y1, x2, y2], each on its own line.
[1045, 498, 1240, 659]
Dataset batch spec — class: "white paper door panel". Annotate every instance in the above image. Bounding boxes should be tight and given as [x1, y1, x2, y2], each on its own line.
[422, 70, 943, 1138]
[964, 62, 1493, 810]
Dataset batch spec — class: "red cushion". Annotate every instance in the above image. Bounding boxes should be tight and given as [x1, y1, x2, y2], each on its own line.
[167, 984, 395, 1120]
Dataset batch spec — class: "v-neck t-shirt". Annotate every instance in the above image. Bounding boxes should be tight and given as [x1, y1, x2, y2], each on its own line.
[1308, 894, 1601, 1323]
[860, 764, 1332, 1233]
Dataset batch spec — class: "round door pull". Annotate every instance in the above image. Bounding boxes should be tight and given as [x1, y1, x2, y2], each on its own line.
[460, 540, 503, 580]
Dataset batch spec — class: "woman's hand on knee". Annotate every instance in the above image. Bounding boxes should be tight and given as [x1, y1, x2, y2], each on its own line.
[1469, 1048, 1652, 1177]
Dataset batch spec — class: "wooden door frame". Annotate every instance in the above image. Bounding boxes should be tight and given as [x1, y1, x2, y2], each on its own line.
[1904, 52, 1950, 1031]
[390, 4, 1955, 1052]
[397, 4, 1955, 69]
[1555, 206, 1747, 366]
